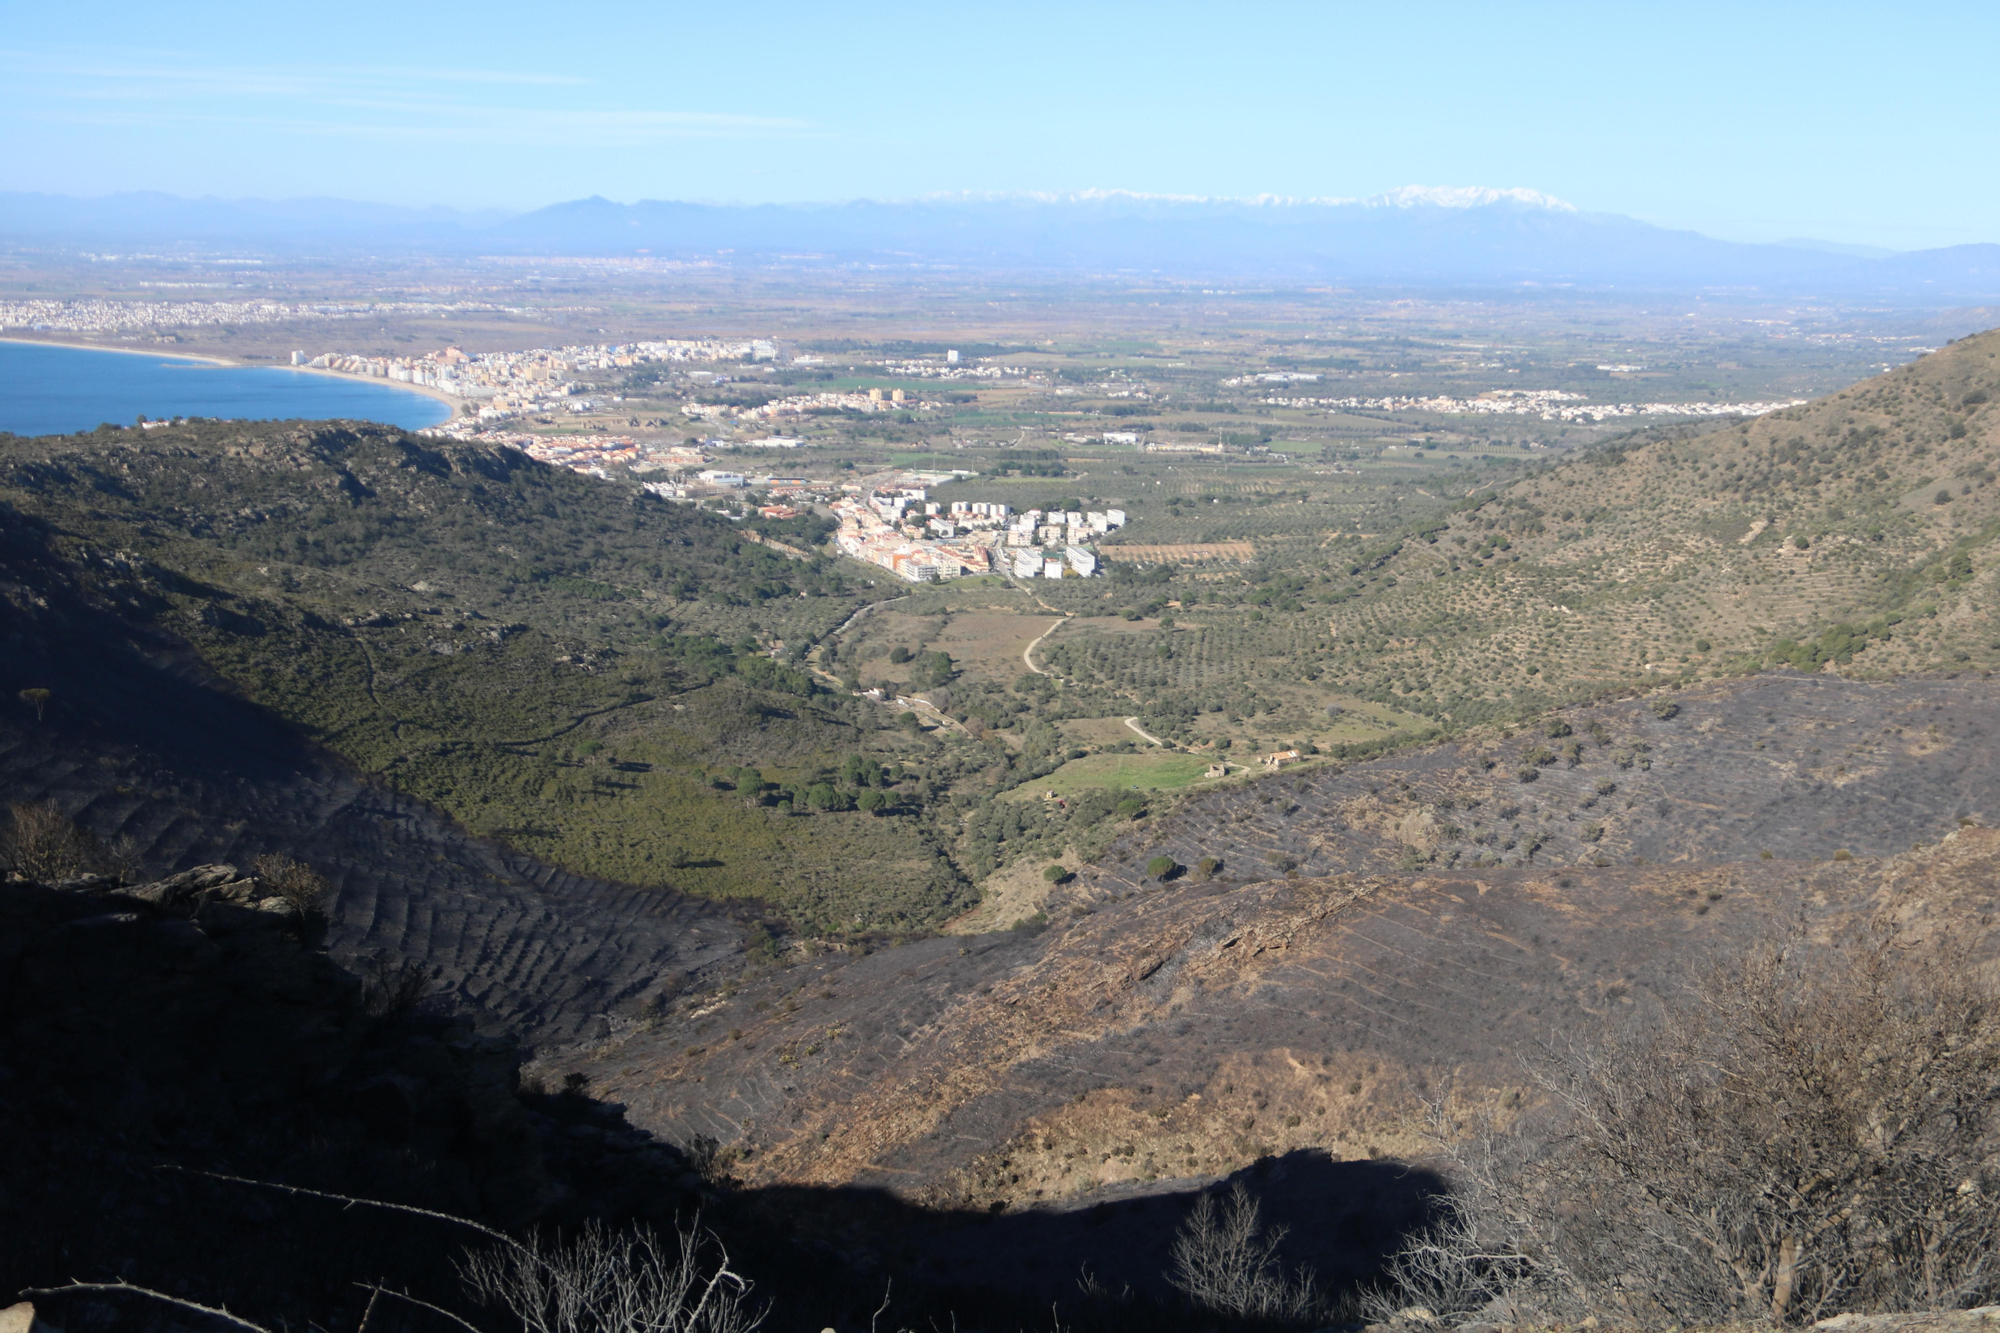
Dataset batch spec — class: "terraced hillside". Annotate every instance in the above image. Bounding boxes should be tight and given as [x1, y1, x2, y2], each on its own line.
[0, 506, 742, 1041]
[550, 673, 2000, 1301]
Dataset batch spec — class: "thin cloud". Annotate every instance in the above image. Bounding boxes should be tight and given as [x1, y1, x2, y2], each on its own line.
[3, 46, 813, 146]
[0, 48, 590, 92]
[33, 106, 815, 148]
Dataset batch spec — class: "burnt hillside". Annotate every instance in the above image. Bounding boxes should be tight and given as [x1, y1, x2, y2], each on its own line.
[556, 674, 2000, 1230]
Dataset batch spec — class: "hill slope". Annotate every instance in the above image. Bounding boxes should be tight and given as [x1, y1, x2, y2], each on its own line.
[0, 421, 972, 934]
[1188, 327, 2000, 730]
[559, 674, 2000, 1258]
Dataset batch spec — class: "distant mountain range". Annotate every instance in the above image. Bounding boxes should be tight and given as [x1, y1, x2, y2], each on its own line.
[6, 186, 1999, 301]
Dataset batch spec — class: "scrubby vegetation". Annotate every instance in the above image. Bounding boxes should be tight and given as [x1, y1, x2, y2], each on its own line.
[11, 330, 2000, 937]
[1368, 930, 2000, 1328]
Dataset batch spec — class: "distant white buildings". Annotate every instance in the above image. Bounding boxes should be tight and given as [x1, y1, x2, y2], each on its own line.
[1258, 387, 1809, 422]
[294, 337, 781, 422]
[832, 488, 995, 583]
[982, 505, 1127, 579]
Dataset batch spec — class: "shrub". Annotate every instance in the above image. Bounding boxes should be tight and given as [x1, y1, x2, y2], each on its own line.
[1375, 931, 2000, 1327]
[1167, 1183, 1321, 1321]
[1694, 638, 1712, 653]
[0, 801, 99, 882]
[1579, 823, 1604, 843]
[1146, 854, 1179, 880]
[888, 645, 913, 664]
[1197, 855, 1222, 879]
[1649, 699, 1680, 720]
[460, 1217, 761, 1333]
[251, 852, 329, 934]
[1544, 719, 1573, 739]
[1594, 778, 1617, 796]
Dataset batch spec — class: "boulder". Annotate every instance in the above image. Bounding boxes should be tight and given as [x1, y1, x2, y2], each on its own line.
[122, 864, 242, 908]
[49, 873, 121, 895]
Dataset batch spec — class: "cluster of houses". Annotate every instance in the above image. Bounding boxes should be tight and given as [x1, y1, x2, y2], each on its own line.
[832, 489, 999, 583]
[829, 491, 1131, 584]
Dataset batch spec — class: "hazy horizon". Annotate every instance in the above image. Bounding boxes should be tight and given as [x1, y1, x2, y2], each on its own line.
[7, 1, 1998, 252]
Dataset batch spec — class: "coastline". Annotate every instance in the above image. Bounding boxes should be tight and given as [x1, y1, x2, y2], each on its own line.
[0, 335, 236, 368]
[283, 360, 464, 412]
[0, 334, 465, 416]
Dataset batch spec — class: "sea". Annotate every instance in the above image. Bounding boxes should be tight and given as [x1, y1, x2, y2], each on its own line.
[0, 340, 454, 437]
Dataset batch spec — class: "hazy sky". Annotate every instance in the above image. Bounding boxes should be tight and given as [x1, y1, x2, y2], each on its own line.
[4, 0, 1994, 250]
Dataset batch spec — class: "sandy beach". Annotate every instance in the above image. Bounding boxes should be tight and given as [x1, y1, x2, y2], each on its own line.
[0, 334, 466, 416]
[0, 335, 236, 367]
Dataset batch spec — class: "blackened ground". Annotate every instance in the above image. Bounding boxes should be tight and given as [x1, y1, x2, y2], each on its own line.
[1081, 673, 1999, 895]
[556, 675, 2000, 1232]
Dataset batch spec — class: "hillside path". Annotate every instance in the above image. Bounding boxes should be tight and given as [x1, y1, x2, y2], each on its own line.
[1124, 716, 1167, 746]
[1022, 617, 1065, 675]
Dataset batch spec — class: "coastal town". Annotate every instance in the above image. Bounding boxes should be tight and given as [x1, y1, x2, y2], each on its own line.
[297, 338, 775, 422]
[0, 297, 528, 335]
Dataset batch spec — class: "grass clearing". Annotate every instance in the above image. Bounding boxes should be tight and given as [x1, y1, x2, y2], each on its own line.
[1009, 751, 1219, 799]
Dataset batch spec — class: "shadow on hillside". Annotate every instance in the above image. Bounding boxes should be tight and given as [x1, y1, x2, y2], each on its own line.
[715, 1149, 1446, 1330]
[0, 501, 322, 785]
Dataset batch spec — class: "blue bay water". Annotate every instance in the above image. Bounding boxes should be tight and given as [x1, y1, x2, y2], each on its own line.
[0, 340, 453, 436]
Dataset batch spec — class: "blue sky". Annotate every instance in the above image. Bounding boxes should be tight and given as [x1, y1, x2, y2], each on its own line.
[3, 0, 1994, 250]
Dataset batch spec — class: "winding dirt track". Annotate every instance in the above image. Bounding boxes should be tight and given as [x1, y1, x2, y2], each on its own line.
[1021, 616, 1064, 675]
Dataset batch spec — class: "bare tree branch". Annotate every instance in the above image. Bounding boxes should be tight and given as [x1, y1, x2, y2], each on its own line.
[26, 1281, 276, 1333]
[158, 1165, 528, 1258]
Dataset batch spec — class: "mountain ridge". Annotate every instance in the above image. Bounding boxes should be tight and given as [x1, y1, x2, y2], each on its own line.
[6, 187, 1999, 298]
